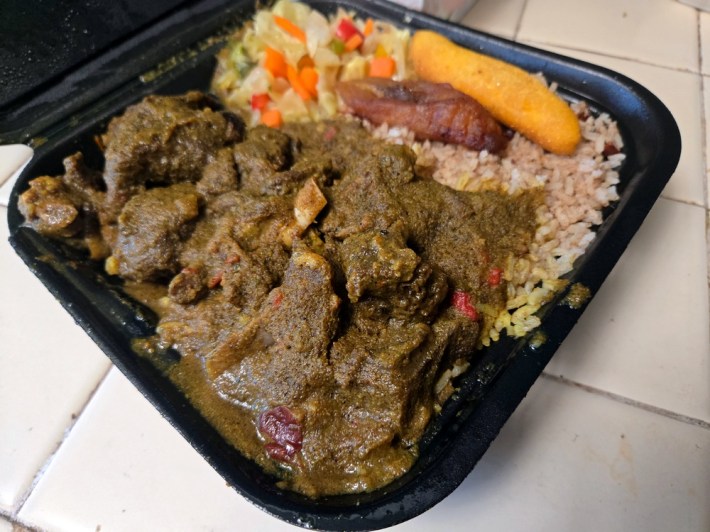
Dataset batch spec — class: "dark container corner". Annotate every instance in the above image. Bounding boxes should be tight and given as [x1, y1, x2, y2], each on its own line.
[5, 1, 681, 530]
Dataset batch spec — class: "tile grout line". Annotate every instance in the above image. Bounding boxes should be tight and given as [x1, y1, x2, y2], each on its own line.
[521, 23, 708, 213]
[10, 364, 114, 519]
[700, 21, 710, 387]
[698, 9, 706, 100]
[0, 510, 45, 532]
[659, 194, 708, 210]
[521, 39, 703, 77]
[513, 0, 529, 41]
[541, 372, 710, 430]
[697, 9, 709, 212]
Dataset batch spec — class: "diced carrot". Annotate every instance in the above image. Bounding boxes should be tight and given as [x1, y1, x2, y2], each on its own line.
[363, 18, 374, 37]
[273, 15, 307, 44]
[287, 65, 313, 101]
[344, 33, 363, 52]
[261, 108, 283, 128]
[299, 67, 319, 98]
[264, 47, 288, 78]
[297, 55, 315, 69]
[369, 56, 396, 78]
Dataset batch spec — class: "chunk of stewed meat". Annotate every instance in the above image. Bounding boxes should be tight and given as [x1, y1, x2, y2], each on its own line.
[108, 183, 202, 281]
[101, 92, 242, 219]
[18, 176, 81, 238]
[209, 250, 340, 406]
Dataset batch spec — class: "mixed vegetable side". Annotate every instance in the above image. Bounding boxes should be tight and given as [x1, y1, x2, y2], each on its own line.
[213, 0, 581, 155]
[213, 0, 411, 126]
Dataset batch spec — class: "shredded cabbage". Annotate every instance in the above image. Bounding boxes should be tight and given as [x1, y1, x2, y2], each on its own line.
[213, 0, 411, 125]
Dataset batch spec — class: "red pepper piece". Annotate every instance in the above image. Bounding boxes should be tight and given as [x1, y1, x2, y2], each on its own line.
[208, 271, 223, 289]
[487, 268, 502, 286]
[272, 291, 284, 308]
[250, 93, 270, 110]
[451, 289, 479, 320]
[259, 405, 302, 452]
[335, 18, 362, 42]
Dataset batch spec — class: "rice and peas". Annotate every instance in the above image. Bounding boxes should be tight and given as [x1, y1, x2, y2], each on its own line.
[213, 0, 625, 347]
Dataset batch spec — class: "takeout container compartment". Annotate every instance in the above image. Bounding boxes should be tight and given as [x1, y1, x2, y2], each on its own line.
[5, 0, 680, 529]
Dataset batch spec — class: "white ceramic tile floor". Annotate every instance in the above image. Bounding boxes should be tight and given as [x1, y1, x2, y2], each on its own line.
[546, 197, 710, 422]
[388, 375, 710, 532]
[701, 11, 710, 75]
[0, 146, 33, 206]
[0, 145, 33, 188]
[702, 71, 710, 208]
[17, 369, 710, 532]
[0, 211, 112, 512]
[515, 48, 710, 421]
[519, 0, 699, 71]
[18, 368, 280, 532]
[460, 0, 526, 39]
[3, 0, 710, 530]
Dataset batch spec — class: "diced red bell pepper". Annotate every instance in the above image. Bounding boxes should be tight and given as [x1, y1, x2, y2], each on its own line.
[272, 290, 284, 308]
[207, 271, 223, 289]
[451, 290, 479, 320]
[487, 268, 502, 286]
[335, 18, 362, 42]
[250, 93, 270, 110]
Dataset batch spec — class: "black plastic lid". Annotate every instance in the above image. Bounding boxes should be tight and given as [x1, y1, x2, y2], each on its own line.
[0, 0, 194, 107]
[0, 0, 237, 144]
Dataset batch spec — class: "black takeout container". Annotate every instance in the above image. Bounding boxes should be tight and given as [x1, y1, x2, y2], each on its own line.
[5, 0, 681, 529]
